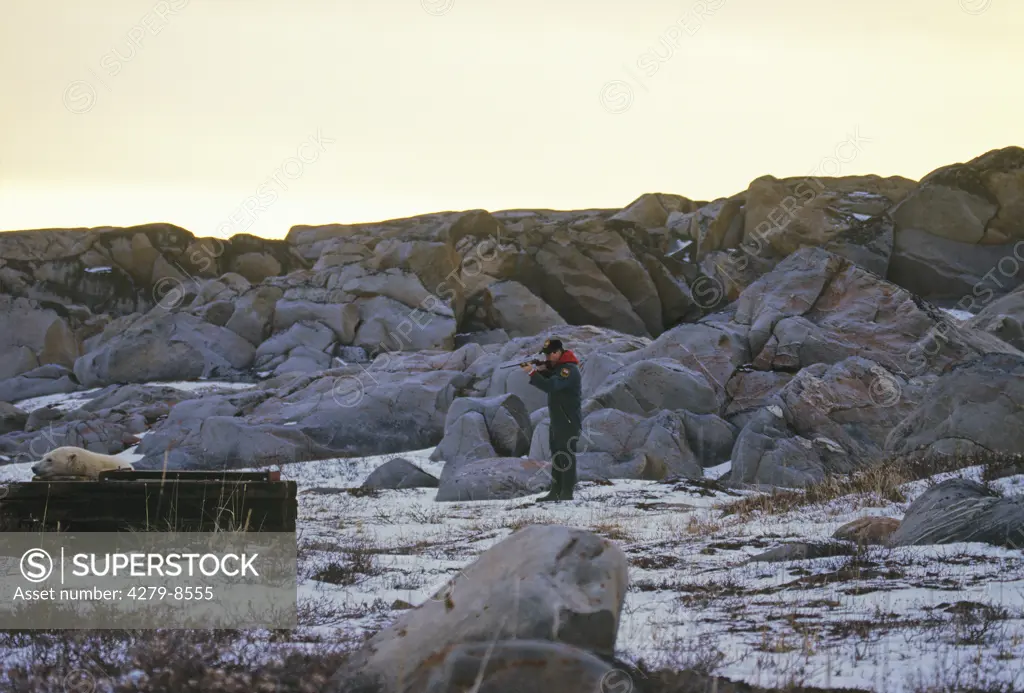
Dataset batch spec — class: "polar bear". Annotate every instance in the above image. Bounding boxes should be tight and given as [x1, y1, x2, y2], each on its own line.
[31, 446, 134, 480]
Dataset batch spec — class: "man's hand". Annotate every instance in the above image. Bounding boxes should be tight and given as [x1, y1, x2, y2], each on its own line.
[520, 362, 536, 375]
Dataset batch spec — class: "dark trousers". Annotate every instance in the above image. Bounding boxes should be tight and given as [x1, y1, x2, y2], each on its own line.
[549, 430, 578, 499]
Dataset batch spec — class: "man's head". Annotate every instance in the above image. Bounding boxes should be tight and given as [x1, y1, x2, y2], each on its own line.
[540, 338, 564, 365]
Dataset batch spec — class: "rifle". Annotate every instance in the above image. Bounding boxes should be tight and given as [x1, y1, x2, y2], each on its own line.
[500, 359, 548, 369]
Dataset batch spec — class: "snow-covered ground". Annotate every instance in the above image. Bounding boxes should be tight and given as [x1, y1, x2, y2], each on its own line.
[13, 380, 257, 414]
[3, 385, 1024, 691]
[231, 452, 1024, 692]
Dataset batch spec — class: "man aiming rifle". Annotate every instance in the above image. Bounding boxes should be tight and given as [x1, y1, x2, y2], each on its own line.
[520, 338, 582, 502]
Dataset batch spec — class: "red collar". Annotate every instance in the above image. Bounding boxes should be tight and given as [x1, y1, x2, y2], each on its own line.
[556, 350, 579, 365]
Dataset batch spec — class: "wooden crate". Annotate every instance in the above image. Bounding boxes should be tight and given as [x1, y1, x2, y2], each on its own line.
[0, 470, 296, 532]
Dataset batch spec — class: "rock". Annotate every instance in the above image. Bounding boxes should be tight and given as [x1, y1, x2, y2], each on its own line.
[454, 329, 510, 348]
[262, 369, 462, 459]
[197, 416, 332, 469]
[0, 402, 28, 434]
[436, 456, 551, 501]
[746, 542, 856, 563]
[272, 299, 360, 344]
[25, 405, 64, 431]
[0, 296, 80, 377]
[832, 517, 901, 546]
[362, 457, 439, 489]
[886, 353, 1024, 458]
[131, 394, 247, 460]
[572, 409, 702, 479]
[889, 228, 1024, 300]
[531, 241, 649, 337]
[678, 411, 737, 468]
[0, 364, 82, 404]
[329, 525, 628, 691]
[639, 252, 702, 326]
[894, 147, 1024, 241]
[889, 478, 1024, 549]
[743, 174, 913, 262]
[366, 239, 462, 305]
[682, 197, 745, 262]
[224, 286, 283, 345]
[629, 321, 750, 399]
[891, 183, 996, 245]
[729, 406, 828, 488]
[417, 640, 616, 693]
[476, 280, 566, 338]
[588, 358, 719, 416]
[758, 358, 929, 478]
[344, 268, 451, 316]
[229, 251, 282, 284]
[0, 346, 39, 382]
[73, 312, 255, 387]
[430, 411, 497, 469]
[608, 192, 697, 230]
[353, 295, 456, 354]
[0, 418, 135, 462]
[965, 284, 1024, 351]
[574, 229, 665, 336]
[432, 394, 532, 467]
[253, 321, 335, 371]
[734, 247, 1020, 377]
[889, 147, 1024, 298]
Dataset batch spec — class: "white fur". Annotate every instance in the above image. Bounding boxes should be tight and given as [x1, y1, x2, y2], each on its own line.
[31, 446, 134, 480]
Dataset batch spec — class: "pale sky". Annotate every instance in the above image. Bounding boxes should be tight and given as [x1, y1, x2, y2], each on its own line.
[1, 0, 1020, 238]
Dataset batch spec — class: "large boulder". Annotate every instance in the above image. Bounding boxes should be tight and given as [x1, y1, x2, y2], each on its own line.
[329, 525, 628, 692]
[272, 299, 360, 344]
[362, 458, 439, 490]
[533, 408, 703, 480]
[729, 406, 830, 488]
[966, 284, 1024, 351]
[352, 295, 456, 353]
[0, 364, 82, 404]
[588, 358, 719, 416]
[253, 321, 336, 374]
[730, 358, 929, 487]
[890, 478, 1024, 549]
[431, 394, 533, 468]
[435, 456, 551, 501]
[886, 353, 1024, 459]
[529, 241, 650, 337]
[472, 280, 566, 338]
[73, 312, 255, 387]
[0, 296, 80, 378]
[136, 369, 465, 469]
[0, 403, 28, 435]
[743, 174, 914, 270]
[889, 147, 1024, 298]
[223, 285, 282, 345]
[733, 247, 1020, 377]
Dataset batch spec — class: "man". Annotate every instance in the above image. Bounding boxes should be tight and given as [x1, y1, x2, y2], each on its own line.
[521, 338, 582, 502]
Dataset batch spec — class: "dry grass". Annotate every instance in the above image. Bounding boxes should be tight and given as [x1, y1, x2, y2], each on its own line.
[0, 628, 352, 693]
[722, 464, 910, 519]
[719, 448, 1018, 520]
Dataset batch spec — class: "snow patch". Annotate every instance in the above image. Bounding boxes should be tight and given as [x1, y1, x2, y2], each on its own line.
[13, 389, 103, 413]
[940, 308, 974, 322]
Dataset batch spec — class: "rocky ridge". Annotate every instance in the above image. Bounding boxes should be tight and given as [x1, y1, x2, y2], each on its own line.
[3, 147, 1024, 492]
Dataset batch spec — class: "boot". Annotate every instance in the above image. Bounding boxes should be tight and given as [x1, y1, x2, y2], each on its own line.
[536, 467, 562, 503]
